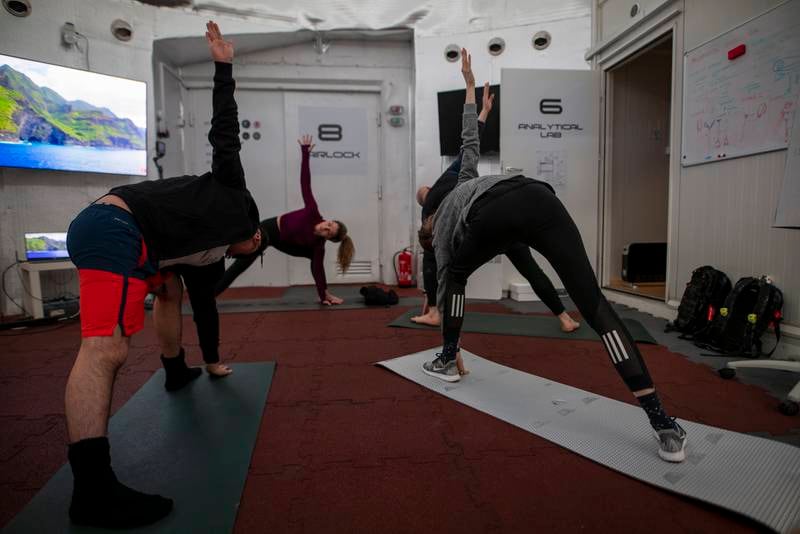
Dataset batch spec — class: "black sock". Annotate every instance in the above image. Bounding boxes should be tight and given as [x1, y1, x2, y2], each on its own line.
[161, 348, 201, 392]
[637, 392, 674, 431]
[68, 437, 173, 528]
[439, 340, 459, 363]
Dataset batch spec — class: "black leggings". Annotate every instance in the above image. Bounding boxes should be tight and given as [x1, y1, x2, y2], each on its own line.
[422, 244, 565, 315]
[170, 260, 225, 364]
[442, 180, 653, 392]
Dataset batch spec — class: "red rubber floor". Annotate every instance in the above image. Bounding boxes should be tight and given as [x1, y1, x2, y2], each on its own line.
[1, 292, 797, 532]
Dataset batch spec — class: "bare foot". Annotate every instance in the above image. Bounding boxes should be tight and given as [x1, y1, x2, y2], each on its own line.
[456, 351, 469, 376]
[559, 312, 580, 333]
[207, 363, 233, 377]
[410, 308, 441, 326]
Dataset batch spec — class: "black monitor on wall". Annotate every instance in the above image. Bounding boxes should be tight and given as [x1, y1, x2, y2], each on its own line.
[437, 84, 500, 156]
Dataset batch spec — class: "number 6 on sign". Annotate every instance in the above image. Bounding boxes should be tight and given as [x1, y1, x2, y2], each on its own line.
[318, 124, 342, 141]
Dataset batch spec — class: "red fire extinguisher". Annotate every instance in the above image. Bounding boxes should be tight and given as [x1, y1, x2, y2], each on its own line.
[394, 248, 414, 287]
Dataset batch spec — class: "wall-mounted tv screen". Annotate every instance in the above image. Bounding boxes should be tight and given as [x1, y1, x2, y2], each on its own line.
[0, 53, 147, 176]
[25, 232, 69, 261]
[437, 84, 500, 156]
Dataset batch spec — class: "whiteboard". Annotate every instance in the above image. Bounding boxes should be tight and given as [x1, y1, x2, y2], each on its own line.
[681, 0, 800, 166]
[774, 106, 800, 227]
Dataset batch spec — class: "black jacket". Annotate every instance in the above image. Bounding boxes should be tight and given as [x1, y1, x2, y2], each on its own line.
[111, 62, 259, 262]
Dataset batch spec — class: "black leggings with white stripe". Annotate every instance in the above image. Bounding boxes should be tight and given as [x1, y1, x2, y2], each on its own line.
[442, 178, 653, 392]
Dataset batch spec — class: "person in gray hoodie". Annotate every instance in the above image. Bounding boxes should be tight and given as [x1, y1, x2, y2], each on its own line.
[418, 49, 687, 463]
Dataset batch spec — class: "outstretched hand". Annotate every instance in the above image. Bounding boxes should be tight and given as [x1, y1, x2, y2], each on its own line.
[461, 48, 475, 87]
[482, 82, 495, 113]
[298, 134, 315, 152]
[205, 21, 233, 63]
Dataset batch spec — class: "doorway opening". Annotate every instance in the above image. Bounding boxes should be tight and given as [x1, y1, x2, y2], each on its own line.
[604, 34, 672, 300]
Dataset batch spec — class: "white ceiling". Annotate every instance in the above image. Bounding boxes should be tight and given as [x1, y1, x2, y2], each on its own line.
[155, 28, 413, 66]
[144, 0, 590, 37]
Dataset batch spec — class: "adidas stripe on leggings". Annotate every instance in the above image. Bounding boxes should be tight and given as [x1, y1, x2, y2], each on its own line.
[441, 177, 653, 392]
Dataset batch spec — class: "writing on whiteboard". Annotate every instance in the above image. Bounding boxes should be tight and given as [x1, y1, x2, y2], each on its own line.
[682, 1, 800, 166]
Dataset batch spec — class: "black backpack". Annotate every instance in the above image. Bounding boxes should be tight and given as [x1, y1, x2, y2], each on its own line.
[694, 276, 783, 357]
[665, 266, 731, 337]
[360, 286, 399, 306]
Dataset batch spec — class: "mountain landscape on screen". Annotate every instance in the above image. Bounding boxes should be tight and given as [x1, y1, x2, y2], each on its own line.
[0, 64, 145, 149]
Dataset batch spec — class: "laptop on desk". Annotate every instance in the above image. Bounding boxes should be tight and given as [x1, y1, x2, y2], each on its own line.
[24, 232, 70, 262]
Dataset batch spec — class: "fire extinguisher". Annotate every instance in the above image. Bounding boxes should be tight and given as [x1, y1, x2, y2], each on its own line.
[394, 248, 414, 287]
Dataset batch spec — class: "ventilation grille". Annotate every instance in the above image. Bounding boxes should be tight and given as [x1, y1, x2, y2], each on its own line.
[338, 260, 372, 276]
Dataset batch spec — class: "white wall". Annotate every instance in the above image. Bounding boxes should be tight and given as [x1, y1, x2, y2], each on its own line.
[413, 13, 593, 289]
[176, 39, 414, 285]
[0, 0, 361, 314]
[0, 0, 156, 315]
[592, 0, 800, 331]
[0, 0, 593, 313]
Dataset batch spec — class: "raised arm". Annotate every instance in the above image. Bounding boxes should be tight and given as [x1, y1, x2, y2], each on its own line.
[298, 135, 319, 213]
[478, 81, 495, 124]
[206, 21, 245, 189]
[443, 117, 488, 176]
[457, 49, 480, 185]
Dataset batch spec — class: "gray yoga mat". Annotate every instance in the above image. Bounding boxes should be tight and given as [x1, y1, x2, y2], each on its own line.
[376, 349, 800, 533]
[3, 362, 275, 534]
[388, 308, 658, 344]
[184, 285, 418, 314]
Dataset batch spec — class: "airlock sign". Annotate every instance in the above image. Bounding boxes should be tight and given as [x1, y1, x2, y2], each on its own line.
[299, 106, 368, 176]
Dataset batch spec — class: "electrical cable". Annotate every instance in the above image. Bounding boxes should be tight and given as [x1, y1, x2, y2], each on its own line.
[2, 261, 28, 315]
[75, 31, 90, 70]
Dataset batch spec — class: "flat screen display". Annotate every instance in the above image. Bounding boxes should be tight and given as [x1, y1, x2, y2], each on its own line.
[0, 53, 147, 176]
[437, 84, 500, 156]
[25, 232, 69, 261]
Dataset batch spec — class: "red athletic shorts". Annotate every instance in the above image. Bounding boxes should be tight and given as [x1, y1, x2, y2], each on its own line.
[68, 203, 166, 338]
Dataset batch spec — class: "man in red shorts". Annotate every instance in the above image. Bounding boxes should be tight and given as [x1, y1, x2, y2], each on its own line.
[63, 21, 261, 528]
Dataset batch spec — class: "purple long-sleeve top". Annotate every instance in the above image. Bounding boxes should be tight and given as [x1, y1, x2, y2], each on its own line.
[279, 145, 328, 301]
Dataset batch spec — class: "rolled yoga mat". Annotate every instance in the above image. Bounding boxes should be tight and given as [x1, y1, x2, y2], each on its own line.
[3, 362, 275, 534]
[376, 349, 800, 533]
[388, 308, 658, 344]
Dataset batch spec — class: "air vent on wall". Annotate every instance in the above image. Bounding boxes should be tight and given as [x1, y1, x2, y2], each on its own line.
[532, 31, 552, 51]
[338, 260, 372, 277]
[3, 0, 31, 17]
[444, 44, 461, 62]
[111, 19, 133, 42]
[488, 37, 505, 56]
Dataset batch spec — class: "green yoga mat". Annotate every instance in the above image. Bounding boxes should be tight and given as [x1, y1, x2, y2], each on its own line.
[388, 309, 658, 344]
[3, 362, 275, 534]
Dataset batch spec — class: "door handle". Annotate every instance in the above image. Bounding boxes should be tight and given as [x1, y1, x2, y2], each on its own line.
[504, 167, 524, 174]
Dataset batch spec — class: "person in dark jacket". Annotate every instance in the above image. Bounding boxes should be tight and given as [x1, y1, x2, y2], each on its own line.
[62, 22, 260, 529]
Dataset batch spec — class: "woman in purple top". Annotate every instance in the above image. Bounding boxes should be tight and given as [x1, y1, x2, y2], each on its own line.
[215, 135, 355, 304]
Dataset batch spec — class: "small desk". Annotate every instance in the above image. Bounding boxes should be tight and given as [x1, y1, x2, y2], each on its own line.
[19, 260, 77, 319]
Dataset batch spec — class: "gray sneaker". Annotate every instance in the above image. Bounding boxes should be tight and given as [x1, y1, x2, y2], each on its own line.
[422, 354, 460, 382]
[654, 420, 687, 462]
